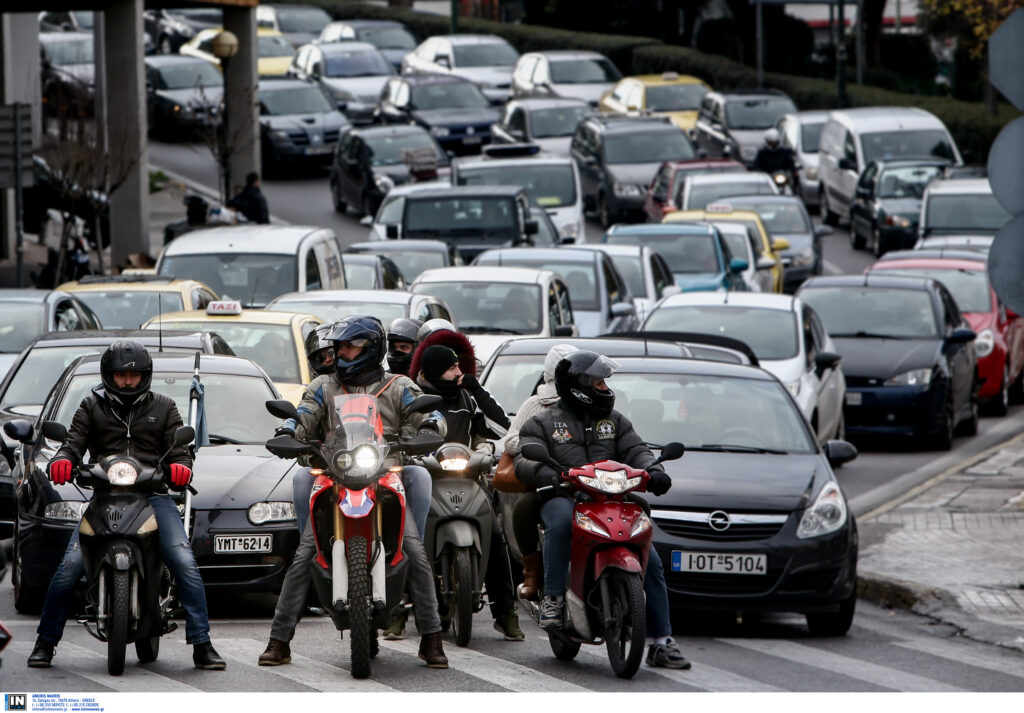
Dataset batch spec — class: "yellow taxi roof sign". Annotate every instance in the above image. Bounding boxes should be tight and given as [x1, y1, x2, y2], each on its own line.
[706, 202, 735, 213]
[661, 71, 680, 81]
[206, 300, 243, 316]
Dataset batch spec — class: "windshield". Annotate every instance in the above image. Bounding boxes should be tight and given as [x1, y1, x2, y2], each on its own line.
[159, 254, 296, 307]
[724, 97, 797, 130]
[549, 58, 620, 84]
[258, 34, 296, 58]
[411, 82, 489, 110]
[54, 372, 279, 443]
[646, 84, 707, 112]
[604, 131, 694, 164]
[861, 130, 956, 164]
[45, 37, 93, 66]
[260, 85, 333, 115]
[268, 299, 405, 324]
[925, 194, 1011, 233]
[0, 304, 46, 353]
[607, 233, 721, 274]
[801, 122, 823, 152]
[878, 165, 944, 199]
[456, 164, 575, 208]
[358, 27, 417, 50]
[157, 61, 223, 90]
[873, 267, 991, 313]
[343, 261, 382, 289]
[452, 42, 518, 68]
[647, 306, 798, 360]
[685, 178, 774, 210]
[530, 105, 589, 138]
[378, 251, 447, 281]
[275, 7, 331, 33]
[404, 197, 517, 239]
[482, 353, 545, 413]
[800, 286, 939, 339]
[729, 201, 810, 233]
[325, 49, 393, 78]
[488, 257, 598, 310]
[73, 12, 94, 29]
[72, 291, 184, 330]
[366, 132, 441, 166]
[411, 282, 541, 334]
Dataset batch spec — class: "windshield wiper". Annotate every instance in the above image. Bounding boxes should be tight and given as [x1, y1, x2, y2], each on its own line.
[830, 331, 916, 339]
[690, 444, 789, 455]
[459, 326, 522, 334]
[208, 433, 245, 445]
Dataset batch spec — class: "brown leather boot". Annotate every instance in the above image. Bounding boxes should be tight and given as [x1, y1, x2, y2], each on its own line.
[518, 552, 542, 601]
[258, 638, 291, 666]
[417, 632, 448, 669]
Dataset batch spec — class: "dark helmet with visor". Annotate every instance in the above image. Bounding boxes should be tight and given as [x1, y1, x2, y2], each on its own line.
[100, 340, 153, 407]
[386, 318, 423, 375]
[327, 315, 387, 383]
[554, 350, 618, 417]
[305, 323, 337, 376]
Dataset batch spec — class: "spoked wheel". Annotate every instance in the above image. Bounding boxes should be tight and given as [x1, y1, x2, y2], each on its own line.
[347, 536, 372, 679]
[450, 548, 474, 647]
[604, 571, 646, 679]
[108, 570, 130, 676]
[548, 630, 581, 661]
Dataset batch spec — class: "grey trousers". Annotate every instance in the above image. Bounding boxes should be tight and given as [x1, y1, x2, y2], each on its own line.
[270, 508, 441, 641]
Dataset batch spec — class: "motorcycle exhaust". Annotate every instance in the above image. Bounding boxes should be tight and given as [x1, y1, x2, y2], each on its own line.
[370, 539, 386, 607]
[332, 539, 348, 608]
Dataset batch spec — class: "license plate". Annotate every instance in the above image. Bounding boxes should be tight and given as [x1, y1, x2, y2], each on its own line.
[846, 392, 863, 406]
[214, 535, 272, 554]
[463, 136, 482, 145]
[304, 145, 333, 155]
[671, 551, 766, 575]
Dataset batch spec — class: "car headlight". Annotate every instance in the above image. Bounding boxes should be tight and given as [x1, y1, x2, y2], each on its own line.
[248, 501, 296, 525]
[374, 174, 395, 194]
[107, 461, 139, 485]
[791, 248, 815, 267]
[630, 512, 652, 537]
[804, 165, 818, 180]
[44, 501, 88, 522]
[353, 444, 381, 472]
[884, 368, 933, 387]
[558, 221, 580, 239]
[975, 329, 995, 358]
[740, 145, 758, 161]
[574, 510, 610, 537]
[173, 104, 193, 118]
[613, 182, 643, 198]
[797, 481, 848, 539]
[786, 381, 802, 398]
[270, 129, 291, 143]
[430, 126, 450, 137]
[885, 215, 913, 229]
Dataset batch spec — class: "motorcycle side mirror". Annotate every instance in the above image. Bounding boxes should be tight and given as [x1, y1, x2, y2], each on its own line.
[41, 420, 67, 443]
[4, 419, 36, 444]
[650, 441, 685, 466]
[172, 425, 195, 448]
[521, 442, 562, 471]
[265, 434, 311, 459]
[400, 431, 444, 456]
[409, 394, 443, 413]
[266, 399, 299, 421]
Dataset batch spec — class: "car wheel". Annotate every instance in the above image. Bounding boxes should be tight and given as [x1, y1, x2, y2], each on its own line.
[848, 216, 865, 250]
[872, 225, 883, 257]
[821, 188, 839, 227]
[13, 528, 44, 615]
[1010, 363, 1024, 405]
[330, 178, 346, 214]
[159, 35, 173, 55]
[599, 192, 612, 229]
[958, 390, 980, 437]
[806, 588, 856, 636]
[990, 363, 1010, 417]
[931, 402, 955, 451]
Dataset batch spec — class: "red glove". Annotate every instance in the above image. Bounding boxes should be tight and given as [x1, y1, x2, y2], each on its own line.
[49, 459, 73, 485]
[169, 464, 192, 488]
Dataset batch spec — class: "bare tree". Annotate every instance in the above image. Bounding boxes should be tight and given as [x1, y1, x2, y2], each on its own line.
[192, 84, 259, 204]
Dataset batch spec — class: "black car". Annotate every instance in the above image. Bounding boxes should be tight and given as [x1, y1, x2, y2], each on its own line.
[4, 353, 298, 613]
[376, 74, 501, 156]
[798, 274, 979, 450]
[346, 239, 462, 283]
[849, 159, 949, 256]
[258, 78, 351, 174]
[288, 41, 395, 124]
[145, 55, 224, 139]
[330, 124, 449, 217]
[725, 195, 832, 293]
[144, 7, 222, 55]
[39, 31, 94, 120]
[318, 19, 418, 71]
[693, 89, 798, 167]
[570, 114, 697, 227]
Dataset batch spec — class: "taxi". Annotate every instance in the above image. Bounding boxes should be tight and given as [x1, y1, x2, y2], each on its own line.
[141, 300, 321, 404]
[57, 275, 219, 330]
[664, 203, 789, 293]
[598, 72, 710, 131]
[181, 28, 295, 76]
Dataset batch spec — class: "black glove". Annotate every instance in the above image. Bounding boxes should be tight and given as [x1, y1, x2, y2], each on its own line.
[536, 465, 563, 490]
[647, 468, 671, 497]
[274, 426, 295, 438]
[460, 374, 481, 393]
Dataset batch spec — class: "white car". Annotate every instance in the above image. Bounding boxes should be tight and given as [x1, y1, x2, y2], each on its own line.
[401, 34, 519, 104]
[680, 171, 778, 211]
[570, 244, 679, 324]
[710, 221, 775, 293]
[643, 291, 846, 444]
[917, 177, 1011, 245]
[409, 266, 577, 365]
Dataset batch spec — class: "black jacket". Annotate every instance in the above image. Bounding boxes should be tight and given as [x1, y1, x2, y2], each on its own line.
[228, 185, 270, 224]
[513, 400, 658, 490]
[753, 146, 798, 175]
[53, 386, 193, 489]
[416, 376, 495, 450]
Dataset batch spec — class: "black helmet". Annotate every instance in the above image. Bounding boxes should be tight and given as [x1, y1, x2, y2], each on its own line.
[386, 318, 423, 376]
[554, 350, 618, 417]
[305, 323, 336, 376]
[415, 318, 456, 344]
[100, 340, 153, 407]
[327, 315, 387, 383]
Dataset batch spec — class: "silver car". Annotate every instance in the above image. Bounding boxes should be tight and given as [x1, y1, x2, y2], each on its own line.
[401, 34, 519, 104]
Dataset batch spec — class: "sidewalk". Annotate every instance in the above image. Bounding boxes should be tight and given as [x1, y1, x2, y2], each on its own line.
[857, 434, 1024, 652]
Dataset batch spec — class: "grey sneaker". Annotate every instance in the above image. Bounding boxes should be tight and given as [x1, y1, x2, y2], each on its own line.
[646, 638, 691, 670]
[538, 595, 564, 631]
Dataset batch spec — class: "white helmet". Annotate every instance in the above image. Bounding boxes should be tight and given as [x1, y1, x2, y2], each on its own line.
[764, 128, 781, 148]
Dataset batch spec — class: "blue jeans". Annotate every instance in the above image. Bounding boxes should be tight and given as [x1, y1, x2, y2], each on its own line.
[540, 496, 671, 638]
[37, 494, 212, 646]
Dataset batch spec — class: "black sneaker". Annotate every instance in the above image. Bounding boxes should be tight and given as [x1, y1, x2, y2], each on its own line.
[27, 638, 55, 668]
[646, 638, 691, 670]
[193, 641, 226, 670]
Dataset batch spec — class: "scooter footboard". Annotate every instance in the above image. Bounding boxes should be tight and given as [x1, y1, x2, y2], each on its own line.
[592, 546, 643, 580]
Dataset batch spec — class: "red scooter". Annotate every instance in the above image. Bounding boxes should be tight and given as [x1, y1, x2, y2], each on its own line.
[518, 441, 684, 679]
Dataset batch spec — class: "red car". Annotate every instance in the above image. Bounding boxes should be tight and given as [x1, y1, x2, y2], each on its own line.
[642, 158, 746, 223]
[868, 251, 1024, 415]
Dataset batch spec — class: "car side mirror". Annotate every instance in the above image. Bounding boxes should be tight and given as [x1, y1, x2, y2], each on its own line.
[729, 258, 749, 273]
[524, 219, 539, 236]
[385, 223, 400, 239]
[360, 215, 374, 227]
[823, 440, 858, 467]
[839, 157, 858, 172]
[434, 55, 450, 68]
[553, 324, 575, 337]
[947, 327, 976, 344]
[610, 302, 635, 318]
[510, 129, 525, 141]
[265, 398, 299, 421]
[756, 256, 777, 271]
[650, 441, 685, 467]
[3, 419, 36, 444]
[172, 426, 196, 448]
[661, 285, 681, 297]
[41, 420, 67, 443]
[814, 351, 842, 376]
[409, 394, 443, 413]
[814, 225, 833, 237]
[771, 238, 790, 251]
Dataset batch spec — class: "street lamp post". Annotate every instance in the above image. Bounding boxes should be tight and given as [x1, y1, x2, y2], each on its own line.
[211, 30, 239, 202]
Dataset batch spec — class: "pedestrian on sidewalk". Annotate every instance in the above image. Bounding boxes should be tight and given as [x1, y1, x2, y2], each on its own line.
[227, 172, 270, 224]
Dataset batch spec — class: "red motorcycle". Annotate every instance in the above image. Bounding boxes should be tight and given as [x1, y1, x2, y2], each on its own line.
[518, 441, 684, 679]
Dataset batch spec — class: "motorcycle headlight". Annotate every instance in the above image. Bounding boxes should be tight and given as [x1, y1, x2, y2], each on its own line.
[574, 510, 609, 537]
[773, 172, 788, 185]
[630, 512, 652, 537]
[440, 456, 469, 471]
[430, 126, 450, 137]
[791, 248, 815, 266]
[885, 215, 913, 229]
[44, 501, 88, 522]
[248, 501, 296, 525]
[353, 444, 381, 472]
[588, 468, 630, 493]
[374, 174, 395, 194]
[797, 481, 848, 539]
[975, 329, 994, 358]
[884, 368, 933, 387]
[107, 461, 139, 485]
[613, 182, 643, 198]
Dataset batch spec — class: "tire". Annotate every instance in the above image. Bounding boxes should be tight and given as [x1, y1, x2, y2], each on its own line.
[932, 403, 955, 451]
[331, 178, 346, 214]
[1010, 363, 1024, 405]
[599, 192, 612, 229]
[849, 217, 865, 250]
[346, 535, 372, 679]
[548, 630, 581, 661]
[990, 364, 1010, 417]
[136, 635, 160, 663]
[450, 548, 474, 647]
[959, 391, 980, 437]
[604, 570, 646, 679]
[821, 188, 839, 227]
[13, 529, 44, 615]
[872, 225, 883, 257]
[108, 569, 130, 676]
[806, 589, 856, 636]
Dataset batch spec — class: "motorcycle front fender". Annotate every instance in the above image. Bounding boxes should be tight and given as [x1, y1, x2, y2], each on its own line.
[592, 546, 643, 581]
[434, 520, 481, 559]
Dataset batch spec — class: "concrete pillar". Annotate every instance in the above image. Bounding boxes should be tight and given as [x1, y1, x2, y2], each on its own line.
[223, 6, 260, 202]
[103, 0, 148, 265]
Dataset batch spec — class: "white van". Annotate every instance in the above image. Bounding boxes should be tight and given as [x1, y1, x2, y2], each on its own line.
[156, 225, 345, 307]
[817, 107, 961, 226]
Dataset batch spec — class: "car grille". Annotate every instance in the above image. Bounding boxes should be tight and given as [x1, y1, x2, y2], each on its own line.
[844, 377, 883, 388]
[288, 131, 310, 146]
[665, 569, 781, 596]
[652, 509, 788, 542]
[324, 129, 340, 143]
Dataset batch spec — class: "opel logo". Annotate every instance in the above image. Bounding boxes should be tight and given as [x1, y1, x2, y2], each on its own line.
[708, 511, 731, 531]
[466, 126, 475, 135]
